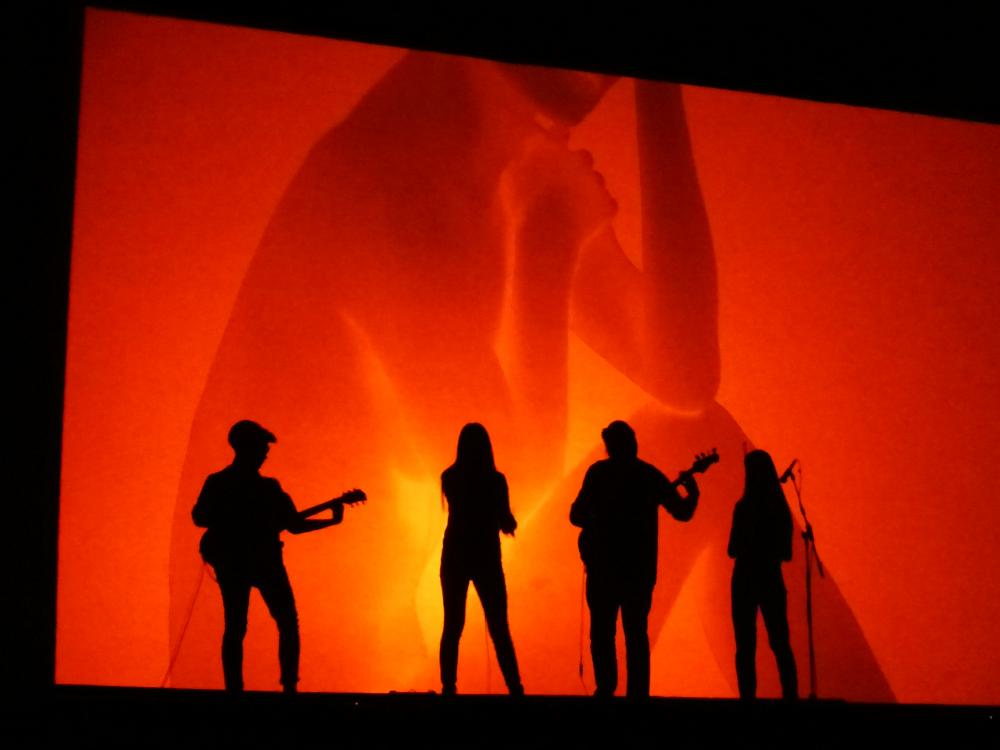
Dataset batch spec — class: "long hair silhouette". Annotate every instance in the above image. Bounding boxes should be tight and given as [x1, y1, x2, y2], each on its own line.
[741, 450, 785, 508]
[439, 422, 522, 694]
[450, 422, 496, 475]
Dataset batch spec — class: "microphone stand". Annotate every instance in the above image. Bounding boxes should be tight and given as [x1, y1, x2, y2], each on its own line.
[787, 464, 823, 700]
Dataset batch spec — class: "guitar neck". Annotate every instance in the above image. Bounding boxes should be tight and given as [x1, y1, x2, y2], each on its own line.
[670, 450, 719, 487]
[299, 496, 353, 518]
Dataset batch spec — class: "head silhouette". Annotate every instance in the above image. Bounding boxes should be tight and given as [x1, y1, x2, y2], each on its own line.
[742, 449, 783, 505]
[228, 420, 276, 470]
[453, 422, 497, 474]
[601, 420, 638, 460]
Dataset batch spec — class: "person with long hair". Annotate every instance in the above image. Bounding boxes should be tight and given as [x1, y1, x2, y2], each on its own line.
[727, 449, 798, 699]
[439, 423, 523, 696]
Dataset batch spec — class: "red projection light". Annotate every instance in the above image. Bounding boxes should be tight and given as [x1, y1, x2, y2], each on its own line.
[58, 9, 1000, 704]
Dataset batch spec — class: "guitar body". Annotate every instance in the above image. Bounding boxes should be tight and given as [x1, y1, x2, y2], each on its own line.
[577, 527, 596, 569]
[198, 528, 219, 566]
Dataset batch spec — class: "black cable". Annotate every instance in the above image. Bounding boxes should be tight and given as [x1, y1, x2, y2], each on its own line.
[484, 617, 491, 693]
[160, 563, 211, 688]
[578, 563, 589, 694]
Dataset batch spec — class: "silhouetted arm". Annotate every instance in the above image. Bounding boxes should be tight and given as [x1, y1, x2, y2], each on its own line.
[635, 81, 719, 407]
[496, 474, 517, 536]
[270, 480, 344, 535]
[191, 475, 218, 528]
[287, 503, 344, 534]
[660, 470, 699, 522]
[570, 466, 598, 528]
[571, 81, 720, 411]
[500, 134, 617, 478]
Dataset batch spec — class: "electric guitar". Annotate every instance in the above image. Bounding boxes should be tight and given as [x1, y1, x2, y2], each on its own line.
[577, 449, 720, 567]
[198, 489, 367, 565]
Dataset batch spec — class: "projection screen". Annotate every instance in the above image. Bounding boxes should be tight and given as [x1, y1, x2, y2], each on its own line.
[58, 8, 1000, 704]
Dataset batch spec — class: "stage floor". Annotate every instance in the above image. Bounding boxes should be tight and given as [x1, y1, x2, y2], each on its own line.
[5, 686, 996, 748]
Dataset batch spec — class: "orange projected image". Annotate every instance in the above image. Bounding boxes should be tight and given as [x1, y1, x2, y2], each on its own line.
[60, 9, 1000, 704]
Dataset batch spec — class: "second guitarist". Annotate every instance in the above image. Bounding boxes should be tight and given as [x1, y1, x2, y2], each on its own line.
[570, 420, 710, 698]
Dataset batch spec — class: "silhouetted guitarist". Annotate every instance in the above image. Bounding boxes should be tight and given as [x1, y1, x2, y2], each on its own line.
[193, 420, 364, 693]
[571, 421, 713, 698]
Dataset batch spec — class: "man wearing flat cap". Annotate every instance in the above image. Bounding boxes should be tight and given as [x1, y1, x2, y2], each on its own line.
[193, 420, 345, 693]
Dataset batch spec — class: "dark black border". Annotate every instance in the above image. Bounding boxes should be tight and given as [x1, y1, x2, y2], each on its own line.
[12, 0, 998, 700]
[86, 1, 1000, 124]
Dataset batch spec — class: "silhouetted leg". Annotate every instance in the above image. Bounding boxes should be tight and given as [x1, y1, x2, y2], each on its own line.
[473, 562, 523, 695]
[760, 570, 798, 700]
[621, 583, 653, 698]
[440, 556, 470, 694]
[257, 563, 300, 692]
[731, 565, 758, 699]
[586, 572, 619, 696]
[217, 569, 251, 692]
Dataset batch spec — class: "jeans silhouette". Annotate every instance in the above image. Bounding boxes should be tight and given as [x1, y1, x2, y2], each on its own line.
[439, 546, 521, 694]
[217, 561, 300, 691]
[731, 563, 797, 699]
[586, 571, 654, 697]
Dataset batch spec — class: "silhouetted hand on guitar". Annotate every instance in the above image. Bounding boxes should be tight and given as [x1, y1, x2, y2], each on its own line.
[297, 489, 367, 520]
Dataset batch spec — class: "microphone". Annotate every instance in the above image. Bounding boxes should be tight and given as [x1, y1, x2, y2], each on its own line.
[779, 458, 798, 484]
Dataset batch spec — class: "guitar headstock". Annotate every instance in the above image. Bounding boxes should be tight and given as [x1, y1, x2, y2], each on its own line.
[690, 448, 719, 475]
[340, 489, 367, 506]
